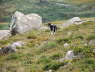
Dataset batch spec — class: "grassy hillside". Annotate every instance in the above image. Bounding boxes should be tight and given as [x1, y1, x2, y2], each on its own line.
[0, 21, 95, 72]
[0, 0, 95, 22]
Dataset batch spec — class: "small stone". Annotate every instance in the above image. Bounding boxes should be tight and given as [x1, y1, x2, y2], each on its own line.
[93, 49, 95, 53]
[64, 43, 69, 48]
[59, 50, 75, 62]
[88, 40, 95, 46]
[64, 50, 74, 60]
[11, 41, 25, 47]
[63, 17, 83, 28]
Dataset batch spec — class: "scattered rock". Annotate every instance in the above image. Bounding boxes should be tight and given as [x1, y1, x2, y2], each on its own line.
[93, 49, 95, 53]
[63, 17, 83, 28]
[67, 32, 72, 36]
[56, 3, 71, 7]
[88, 39, 95, 46]
[64, 50, 75, 60]
[45, 70, 53, 72]
[63, 43, 69, 48]
[84, 43, 87, 46]
[10, 11, 42, 35]
[59, 50, 75, 62]
[11, 41, 25, 48]
[0, 41, 25, 55]
[0, 45, 17, 54]
[0, 30, 11, 40]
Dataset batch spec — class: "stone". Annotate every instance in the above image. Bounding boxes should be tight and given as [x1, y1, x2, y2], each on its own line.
[10, 11, 42, 35]
[0, 30, 11, 40]
[64, 43, 69, 48]
[93, 49, 95, 53]
[84, 43, 87, 46]
[63, 17, 83, 28]
[0, 41, 25, 55]
[11, 41, 25, 47]
[45, 70, 52, 72]
[59, 50, 75, 62]
[1, 45, 17, 54]
[88, 40, 95, 46]
[64, 50, 74, 60]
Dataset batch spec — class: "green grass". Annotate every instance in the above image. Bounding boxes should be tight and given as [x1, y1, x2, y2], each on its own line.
[0, 24, 9, 30]
[0, 0, 95, 22]
[0, 21, 95, 72]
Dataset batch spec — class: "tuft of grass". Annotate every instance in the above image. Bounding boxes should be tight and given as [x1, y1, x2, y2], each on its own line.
[86, 34, 95, 41]
[49, 53, 63, 60]
[40, 41, 58, 52]
[6, 53, 25, 60]
[43, 61, 65, 71]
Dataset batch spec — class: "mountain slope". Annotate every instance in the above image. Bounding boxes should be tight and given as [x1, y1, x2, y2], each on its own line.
[0, 21, 95, 72]
[0, 0, 95, 22]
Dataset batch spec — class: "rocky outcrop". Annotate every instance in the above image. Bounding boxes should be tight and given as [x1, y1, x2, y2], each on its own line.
[10, 11, 42, 35]
[63, 17, 83, 28]
[0, 41, 25, 55]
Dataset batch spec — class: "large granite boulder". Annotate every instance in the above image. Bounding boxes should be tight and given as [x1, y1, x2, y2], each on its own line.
[10, 11, 42, 35]
[63, 17, 83, 28]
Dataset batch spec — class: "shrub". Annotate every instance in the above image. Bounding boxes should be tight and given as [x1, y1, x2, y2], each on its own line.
[43, 61, 65, 70]
[40, 41, 57, 51]
[73, 35, 84, 40]
[80, 58, 95, 72]
[73, 46, 93, 57]
[6, 53, 24, 60]
[86, 34, 95, 41]
[37, 56, 52, 64]
[49, 53, 63, 60]
[56, 38, 70, 44]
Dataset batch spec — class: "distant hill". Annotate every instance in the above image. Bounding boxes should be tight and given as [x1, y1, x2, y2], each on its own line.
[0, 0, 95, 22]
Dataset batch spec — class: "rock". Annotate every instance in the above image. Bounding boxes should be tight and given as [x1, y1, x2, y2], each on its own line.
[10, 11, 42, 35]
[64, 50, 75, 60]
[63, 17, 83, 28]
[45, 70, 53, 72]
[93, 49, 95, 53]
[84, 43, 87, 46]
[11, 41, 25, 47]
[1, 45, 17, 54]
[0, 41, 25, 55]
[59, 50, 75, 62]
[64, 43, 69, 48]
[88, 40, 95, 46]
[0, 30, 11, 40]
[67, 32, 72, 36]
[56, 3, 70, 6]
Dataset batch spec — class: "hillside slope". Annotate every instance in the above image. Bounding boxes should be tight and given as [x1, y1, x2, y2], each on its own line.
[0, 0, 95, 22]
[0, 21, 95, 72]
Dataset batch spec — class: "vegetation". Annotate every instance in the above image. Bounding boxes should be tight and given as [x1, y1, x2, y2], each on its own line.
[0, 21, 95, 72]
[0, 0, 95, 72]
[0, 0, 95, 22]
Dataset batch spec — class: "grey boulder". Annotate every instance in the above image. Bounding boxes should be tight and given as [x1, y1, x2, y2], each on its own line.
[10, 11, 42, 35]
